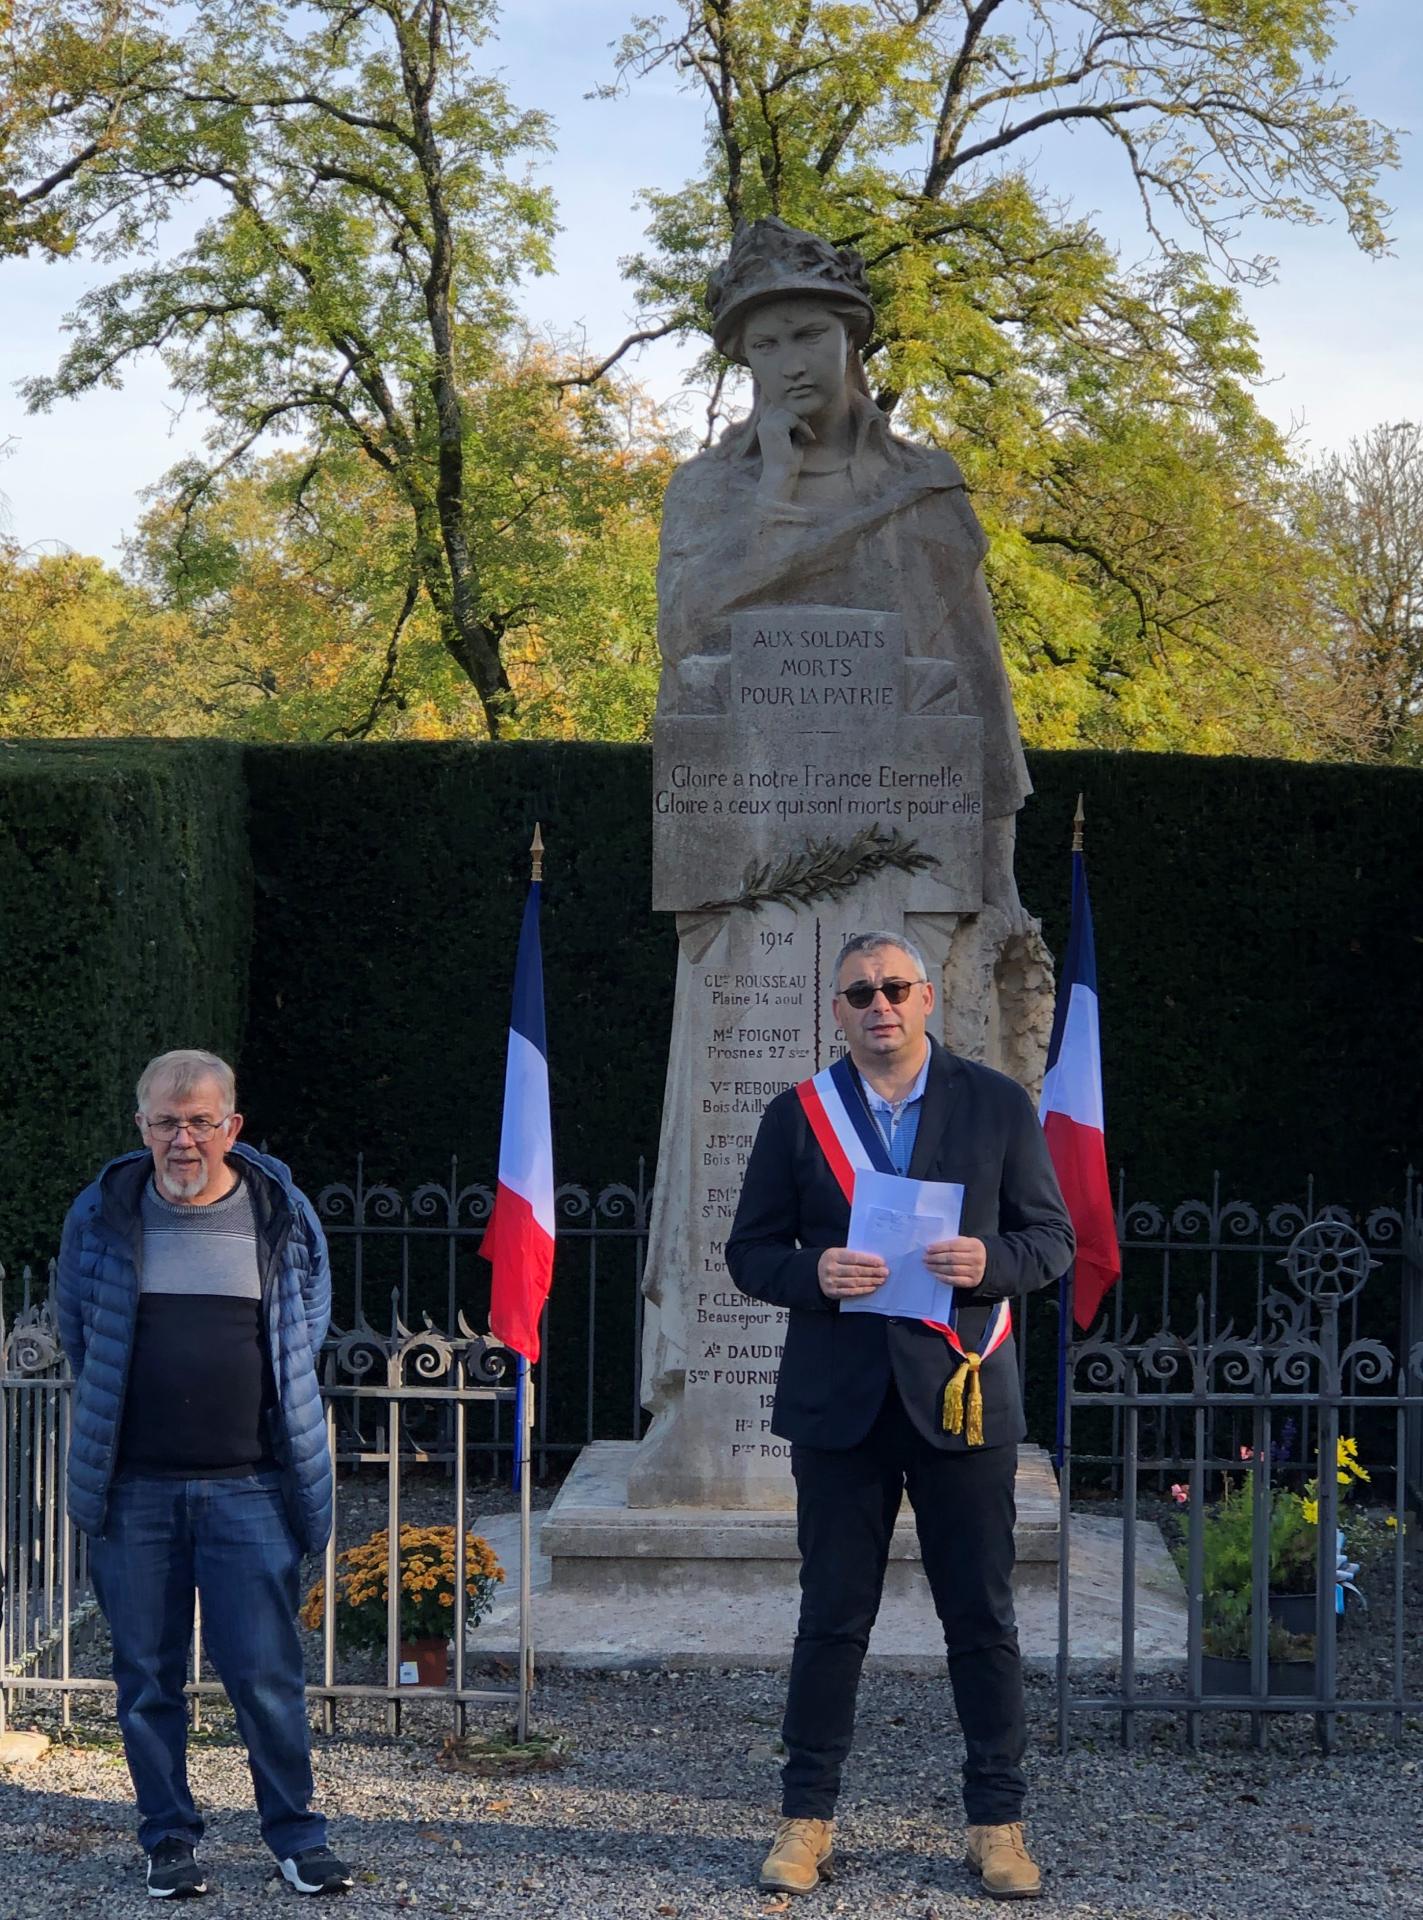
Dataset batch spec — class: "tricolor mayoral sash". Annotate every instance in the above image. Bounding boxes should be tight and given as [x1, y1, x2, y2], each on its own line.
[795, 1055, 1011, 1445]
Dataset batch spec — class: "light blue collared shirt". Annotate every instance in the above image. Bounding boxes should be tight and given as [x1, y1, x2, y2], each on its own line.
[860, 1047, 931, 1175]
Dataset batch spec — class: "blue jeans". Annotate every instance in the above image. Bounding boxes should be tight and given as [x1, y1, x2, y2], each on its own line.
[90, 1470, 327, 1860]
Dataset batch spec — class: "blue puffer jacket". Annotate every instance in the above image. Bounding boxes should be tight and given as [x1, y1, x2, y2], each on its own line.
[56, 1142, 334, 1552]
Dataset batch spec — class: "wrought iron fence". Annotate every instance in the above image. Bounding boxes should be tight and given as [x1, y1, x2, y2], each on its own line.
[313, 1156, 652, 1474]
[1057, 1208, 1423, 1751]
[4, 1166, 1419, 1744]
[0, 1272, 88, 1710]
[1030, 1171, 1419, 1495]
[313, 1158, 1417, 1484]
[0, 1276, 531, 1737]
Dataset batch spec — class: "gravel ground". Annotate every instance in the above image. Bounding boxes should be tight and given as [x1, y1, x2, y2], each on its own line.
[1, 1476, 1416, 1917]
[0, 1667, 1419, 1919]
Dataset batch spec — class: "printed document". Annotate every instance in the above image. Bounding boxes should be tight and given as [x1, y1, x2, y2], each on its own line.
[841, 1168, 965, 1323]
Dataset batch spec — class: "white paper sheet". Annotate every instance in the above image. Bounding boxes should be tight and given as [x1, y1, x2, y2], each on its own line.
[841, 1168, 965, 1322]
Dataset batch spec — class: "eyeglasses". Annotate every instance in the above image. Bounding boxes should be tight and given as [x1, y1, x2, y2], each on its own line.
[141, 1115, 231, 1142]
[835, 978, 926, 1010]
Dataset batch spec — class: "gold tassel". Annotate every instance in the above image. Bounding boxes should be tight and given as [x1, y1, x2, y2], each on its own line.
[942, 1351, 985, 1445]
[965, 1365, 984, 1447]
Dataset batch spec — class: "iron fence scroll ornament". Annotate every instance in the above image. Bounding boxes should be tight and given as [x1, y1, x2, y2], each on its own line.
[1059, 1205, 1422, 1751]
[2, 1176, 1414, 1735]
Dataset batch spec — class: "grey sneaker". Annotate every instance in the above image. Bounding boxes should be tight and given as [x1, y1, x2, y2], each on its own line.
[146, 1838, 207, 1899]
[279, 1847, 354, 1895]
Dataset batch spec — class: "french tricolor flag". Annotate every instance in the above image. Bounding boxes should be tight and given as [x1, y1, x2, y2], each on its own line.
[1039, 833, 1120, 1330]
[480, 869, 555, 1363]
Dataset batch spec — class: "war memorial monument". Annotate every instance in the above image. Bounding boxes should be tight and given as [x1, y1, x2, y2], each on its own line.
[528, 219, 1062, 1638]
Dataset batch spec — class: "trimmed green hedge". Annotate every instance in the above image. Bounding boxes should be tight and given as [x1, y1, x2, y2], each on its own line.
[240, 743, 677, 1204]
[1016, 751, 1423, 1208]
[5, 738, 1421, 1306]
[0, 741, 251, 1271]
[240, 745, 1423, 1220]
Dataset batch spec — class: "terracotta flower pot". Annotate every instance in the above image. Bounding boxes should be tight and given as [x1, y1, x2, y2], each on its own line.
[398, 1637, 450, 1688]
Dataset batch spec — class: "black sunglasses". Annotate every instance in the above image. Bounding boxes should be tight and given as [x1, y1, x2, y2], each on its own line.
[836, 977, 926, 1009]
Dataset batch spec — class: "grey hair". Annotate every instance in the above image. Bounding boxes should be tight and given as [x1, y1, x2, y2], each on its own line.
[830, 930, 930, 990]
[136, 1049, 236, 1116]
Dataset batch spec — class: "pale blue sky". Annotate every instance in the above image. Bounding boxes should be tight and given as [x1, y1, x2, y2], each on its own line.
[3, 0, 1419, 562]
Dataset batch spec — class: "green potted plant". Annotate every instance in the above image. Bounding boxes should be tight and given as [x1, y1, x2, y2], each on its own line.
[1192, 1480, 1318, 1696]
[1172, 1436, 1382, 1698]
[301, 1524, 504, 1687]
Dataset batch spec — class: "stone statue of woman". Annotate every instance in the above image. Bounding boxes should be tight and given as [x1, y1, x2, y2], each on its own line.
[629, 218, 1053, 1504]
[657, 216, 1032, 928]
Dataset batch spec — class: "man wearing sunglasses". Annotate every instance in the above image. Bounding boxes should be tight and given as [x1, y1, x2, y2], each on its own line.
[56, 1049, 352, 1898]
[727, 933, 1073, 1901]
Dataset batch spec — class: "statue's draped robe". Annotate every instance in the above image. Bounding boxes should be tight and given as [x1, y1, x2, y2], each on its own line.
[655, 396, 1030, 818]
[638, 397, 1034, 1423]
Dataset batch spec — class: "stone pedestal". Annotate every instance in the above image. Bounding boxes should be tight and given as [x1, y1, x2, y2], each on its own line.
[543, 595, 1056, 1651]
[631, 604, 981, 1509]
[546, 1440, 1059, 1597]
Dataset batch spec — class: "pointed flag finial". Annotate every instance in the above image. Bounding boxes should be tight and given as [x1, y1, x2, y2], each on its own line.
[530, 822, 544, 883]
[1072, 793, 1085, 855]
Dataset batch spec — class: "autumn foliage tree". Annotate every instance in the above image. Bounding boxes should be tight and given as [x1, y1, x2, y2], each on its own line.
[1299, 421, 1423, 763]
[127, 351, 671, 741]
[0, 1, 1404, 755]
[4, 0, 621, 737]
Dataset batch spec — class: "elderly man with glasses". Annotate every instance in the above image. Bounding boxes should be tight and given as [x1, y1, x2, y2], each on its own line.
[56, 1048, 352, 1899]
[727, 933, 1073, 1901]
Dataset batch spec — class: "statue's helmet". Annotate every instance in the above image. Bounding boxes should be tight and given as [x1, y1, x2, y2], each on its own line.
[707, 218, 874, 363]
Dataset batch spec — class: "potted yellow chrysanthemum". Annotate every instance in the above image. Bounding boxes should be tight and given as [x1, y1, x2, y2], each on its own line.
[1171, 1435, 1384, 1697]
[300, 1525, 504, 1687]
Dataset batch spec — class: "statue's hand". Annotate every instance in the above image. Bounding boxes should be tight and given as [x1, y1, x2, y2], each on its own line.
[756, 406, 813, 502]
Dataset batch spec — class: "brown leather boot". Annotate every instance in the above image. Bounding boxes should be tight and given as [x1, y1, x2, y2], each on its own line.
[965, 1823, 1042, 1900]
[759, 1817, 835, 1894]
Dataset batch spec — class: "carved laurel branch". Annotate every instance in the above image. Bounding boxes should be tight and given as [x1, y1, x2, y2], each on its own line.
[697, 823, 940, 914]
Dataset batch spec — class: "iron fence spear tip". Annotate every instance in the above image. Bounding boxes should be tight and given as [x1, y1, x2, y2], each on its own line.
[530, 822, 544, 882]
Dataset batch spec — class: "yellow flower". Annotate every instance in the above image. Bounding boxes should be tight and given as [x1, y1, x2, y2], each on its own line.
[1301, 1497, 1319, 1524]
[299, 1522, 504, 1650]
[1336, 1438, 1370, 1483]
[1386, 1515, 1399, 1530]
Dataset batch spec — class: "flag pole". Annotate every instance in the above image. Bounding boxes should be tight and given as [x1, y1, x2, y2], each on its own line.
[515, 821, 542, 1742]
[1052, 795, 1084, 1473]
[517, 1350, 533, 1740]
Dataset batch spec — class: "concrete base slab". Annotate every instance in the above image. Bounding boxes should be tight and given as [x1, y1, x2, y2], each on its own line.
[468, 1505, 1188, 1675]
[0, 1731, 50, 1764]
[537, 1440, 1060, 1597]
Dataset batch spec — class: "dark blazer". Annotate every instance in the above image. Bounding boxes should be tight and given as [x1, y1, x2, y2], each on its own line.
[725, 1038, 1074, 1451]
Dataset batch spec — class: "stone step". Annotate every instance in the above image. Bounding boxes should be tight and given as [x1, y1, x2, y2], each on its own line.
[468, 1505, 1187, 1674]
[534, 1439, 1059, 1598]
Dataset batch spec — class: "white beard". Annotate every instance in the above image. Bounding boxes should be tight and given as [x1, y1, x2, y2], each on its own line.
[157, 1162, 209, 1201]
